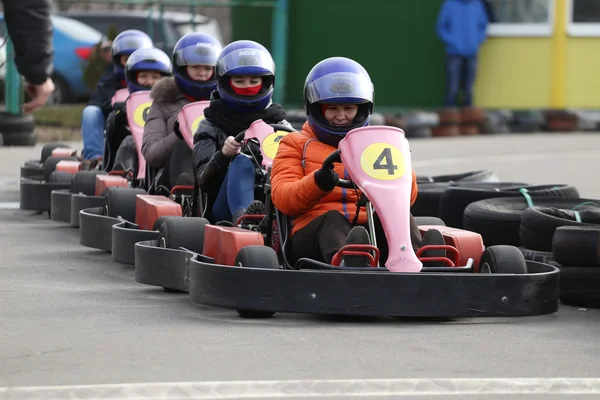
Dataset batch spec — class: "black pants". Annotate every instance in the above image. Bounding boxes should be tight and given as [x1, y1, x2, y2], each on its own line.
[155, 140, 194, 189]
[289, 210, 423, 266]
[103, 110, 130, 172]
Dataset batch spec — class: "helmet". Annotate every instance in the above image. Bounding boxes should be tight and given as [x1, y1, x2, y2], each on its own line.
[172, 33, 223, 101]
[112, 30, 154, 80]
[304, 57, 374, 147]
[125, 47, 172, 93]
[214, 40, 275, 113]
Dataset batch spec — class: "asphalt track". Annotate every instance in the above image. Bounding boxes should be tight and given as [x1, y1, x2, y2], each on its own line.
[2, 133, 600, 399]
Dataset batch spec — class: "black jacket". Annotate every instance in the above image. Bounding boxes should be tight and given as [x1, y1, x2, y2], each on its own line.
[2, 0, 53, 85]
[89, 67, 126, 118]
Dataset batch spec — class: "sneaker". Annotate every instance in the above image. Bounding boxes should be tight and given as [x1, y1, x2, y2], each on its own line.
[420, 229, 446, 267]
[340, 226, 371, 268]
[231, 200, 266, 224]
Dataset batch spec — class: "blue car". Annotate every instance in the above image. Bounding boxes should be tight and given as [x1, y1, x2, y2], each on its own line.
[0, 14, 103, 104]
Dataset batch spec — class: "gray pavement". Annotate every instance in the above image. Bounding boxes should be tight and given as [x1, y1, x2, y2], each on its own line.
[1, 134, 600, 399]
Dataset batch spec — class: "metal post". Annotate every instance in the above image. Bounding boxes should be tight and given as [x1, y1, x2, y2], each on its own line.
[4, 37, 21, 114]
[271, 0, 288, 104]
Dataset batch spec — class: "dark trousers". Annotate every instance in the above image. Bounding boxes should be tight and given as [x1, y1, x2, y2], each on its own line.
[155, 140, 194, 189]
[444, 55, 477, 107]
[289, 210, 423, 266]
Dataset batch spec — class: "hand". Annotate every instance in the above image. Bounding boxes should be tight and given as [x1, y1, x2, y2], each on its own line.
[314, 168, 339, 192]
[173, 119, 183, 140]
[23, 78, 55, 113]
[222, 136, 242, 157]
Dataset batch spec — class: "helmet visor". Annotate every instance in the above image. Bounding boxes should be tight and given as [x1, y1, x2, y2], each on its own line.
[305, 71, 373, 104]
[174, 42, 222, 67]
[216, 47, 275, 76]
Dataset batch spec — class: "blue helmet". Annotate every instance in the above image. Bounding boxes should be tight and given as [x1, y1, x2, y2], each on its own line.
[172, 33, 222, 101]
[125, 47, 172, 93]
[111, 30, 154, 81]
[304, 57, 374, 147]
[215, 40, 275, 113]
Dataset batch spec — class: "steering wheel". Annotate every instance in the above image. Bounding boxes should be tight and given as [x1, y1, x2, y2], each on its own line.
[321, 150, 355, 189]
[234, 123, 297, 143]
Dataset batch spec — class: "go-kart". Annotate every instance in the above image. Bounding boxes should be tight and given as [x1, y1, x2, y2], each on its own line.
[133, 119, 296, 292]
[50, 88, 137, 223]
[20, 143, 82, 213]
[79, 100, 211, 265]
[176, 125, 559, 319]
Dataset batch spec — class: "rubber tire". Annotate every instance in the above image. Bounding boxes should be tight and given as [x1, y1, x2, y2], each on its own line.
[558, 266, 600, 309]
[553, 226, 600, 267]
[41, 143, 68, 163]
[519, 206, 600, 252]
[43, 155, 78, 181]
[235, 245, 279, 319]
[104, 187, 146, 223]
[414, 216, 446, 226]
[416, 170, 499, 184]
[2, 131, 37, 146]
[153, 216, 172, 231]
[158, 216, 208, 254]
[71, 170, 105, 195]
[463, 197, 600, 247]
[519, 247, 560, 268]
[48, 171, 74, 183]
[439, 183, 579, 229]
[479, 245, 528, 274]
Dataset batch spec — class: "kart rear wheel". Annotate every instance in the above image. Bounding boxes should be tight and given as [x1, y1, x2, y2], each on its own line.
[41, 143, 68, 164]
[158, 216, 208, 254]
[235, 245, 279, 319]
[72, 170, 105, 195]
[104, 187, 145, 222]
[43, 155, 77, 182]
[48, 171, 74, 184]
[479, 245, 528, 274]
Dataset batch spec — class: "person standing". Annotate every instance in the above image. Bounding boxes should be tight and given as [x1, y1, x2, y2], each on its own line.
[436, 0, 489, 108]
[2, 0, 55, 113]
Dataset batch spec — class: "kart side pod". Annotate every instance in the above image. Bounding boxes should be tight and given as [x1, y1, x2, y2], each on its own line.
[338, 125, 421, 273]
[203, 225, 264, 267]
[135, 194, 183, 231]
[55, 160, 81, 175]
[95, 175, 129, 196]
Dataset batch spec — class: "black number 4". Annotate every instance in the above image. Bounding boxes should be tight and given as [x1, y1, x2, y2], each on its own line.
[372, 147, 398, 175]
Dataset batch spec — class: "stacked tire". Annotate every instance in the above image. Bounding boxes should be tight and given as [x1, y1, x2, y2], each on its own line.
[462, 194, 600, 308]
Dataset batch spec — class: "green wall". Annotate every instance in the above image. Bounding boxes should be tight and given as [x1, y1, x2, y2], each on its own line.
[232, 0, 446, 109]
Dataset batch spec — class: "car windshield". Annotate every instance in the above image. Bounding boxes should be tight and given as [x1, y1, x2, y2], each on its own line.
[51, 15, 103, 42]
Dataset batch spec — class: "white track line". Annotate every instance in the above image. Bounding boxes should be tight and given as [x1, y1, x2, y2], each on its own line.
[2, 378, 600, 399]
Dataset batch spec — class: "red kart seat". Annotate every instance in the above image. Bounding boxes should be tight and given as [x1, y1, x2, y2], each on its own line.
[419, 226, 484, 271]
[55, 160, 81, 175]
[51, 148, 77, 158]
[203, 224, 264, 266]
[135, 194, 182, 231]
[95, 175, 129, 196]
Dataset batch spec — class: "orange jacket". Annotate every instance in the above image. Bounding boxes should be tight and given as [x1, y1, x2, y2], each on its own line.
[271, 122, 418, 235]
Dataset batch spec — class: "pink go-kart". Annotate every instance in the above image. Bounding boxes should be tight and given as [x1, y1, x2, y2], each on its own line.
[184, 125, 560, 319]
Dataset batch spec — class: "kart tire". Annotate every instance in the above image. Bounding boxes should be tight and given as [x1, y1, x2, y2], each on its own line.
[104, 187, 145, 223]
[553, 226, 600, 267]
[463, 197, 600, 247]
[71, 170, 105, 196]
[235, 245, 279, 319]
[479, 245, 527, 274]
[439, 183, 579, 229]
[41, 143, 68, 163]
[48, 171, 74, 184]
[519, 206, 600, 252]
[153, 216, 172, 231]
[158, 216, 208, 254]
[43, 155, 78, 182]
[558, 266, 600, 309]
[414, 216, 446, 226]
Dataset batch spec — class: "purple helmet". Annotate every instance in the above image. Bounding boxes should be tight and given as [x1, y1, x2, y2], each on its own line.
[125, 48, 172, 93]
[215, 40, 275, 113]
[172, 33, 223, 101]
[111, 30, 154, 81]
[304, 57, 374, 147]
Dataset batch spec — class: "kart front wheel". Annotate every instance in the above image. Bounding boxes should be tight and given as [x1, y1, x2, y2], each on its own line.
[479, 245, 528, 274]
[235, 245, 279, 319]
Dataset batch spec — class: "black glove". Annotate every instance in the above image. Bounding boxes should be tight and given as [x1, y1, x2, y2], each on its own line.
[314, 168, 339, 192]
[173, 119, 183, 140]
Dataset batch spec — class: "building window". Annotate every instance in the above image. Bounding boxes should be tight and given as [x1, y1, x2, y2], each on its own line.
[485, 0, 555, 37]
[567, 0, 600, 36]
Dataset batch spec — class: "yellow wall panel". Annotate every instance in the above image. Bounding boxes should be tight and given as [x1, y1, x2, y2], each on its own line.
[473, 38, 552, 109]
[565, 38, 600, 108]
